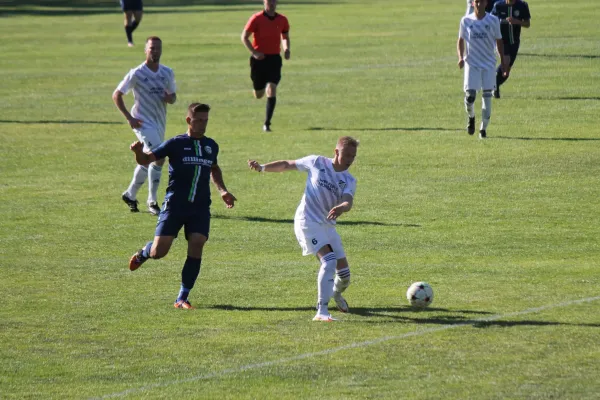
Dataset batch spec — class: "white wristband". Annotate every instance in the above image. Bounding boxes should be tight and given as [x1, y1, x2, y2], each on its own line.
[260, 164, 265, 172]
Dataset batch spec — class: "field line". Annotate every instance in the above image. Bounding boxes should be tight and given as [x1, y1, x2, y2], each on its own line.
[96, 296, 600, 399]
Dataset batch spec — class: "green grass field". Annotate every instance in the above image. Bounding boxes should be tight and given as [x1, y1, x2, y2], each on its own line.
[1, 0, 599, 398]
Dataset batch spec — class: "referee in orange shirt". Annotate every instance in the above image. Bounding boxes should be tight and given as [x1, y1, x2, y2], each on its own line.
[241, 0, 291, 132]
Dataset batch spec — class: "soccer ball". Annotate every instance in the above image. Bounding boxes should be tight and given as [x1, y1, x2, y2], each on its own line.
[406, 282, 434, 308]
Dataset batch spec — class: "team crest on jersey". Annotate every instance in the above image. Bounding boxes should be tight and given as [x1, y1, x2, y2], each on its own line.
[204, 146, 212, 155]
[338, 180, 347, 191]
[514, 10, 520, 17]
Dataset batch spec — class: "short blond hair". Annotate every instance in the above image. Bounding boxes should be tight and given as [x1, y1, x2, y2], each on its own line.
[337, 136, 359, 148]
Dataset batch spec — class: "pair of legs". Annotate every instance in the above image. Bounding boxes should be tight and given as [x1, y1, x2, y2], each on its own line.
[495, 41, 520, 98]
[129, 208, 211, 309]
[123, 9, 143, 46]
[315, 244, 351, 320]
[123, 126, 164, 214]
[463, 64, 495, 138]
[250, 55, 282, 131]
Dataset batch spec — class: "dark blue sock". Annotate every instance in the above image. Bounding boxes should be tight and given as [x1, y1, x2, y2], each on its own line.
[141, 241, 153, 259]
[265, 96, 276, 126]
[131, 20, 139, 32]
[178, 257, 201, 301]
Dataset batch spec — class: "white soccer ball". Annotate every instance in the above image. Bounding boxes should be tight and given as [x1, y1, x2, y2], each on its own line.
[406, 282, 434, 308]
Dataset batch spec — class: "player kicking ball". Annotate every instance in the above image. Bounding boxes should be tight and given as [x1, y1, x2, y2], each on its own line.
[248, 136, 359, 321]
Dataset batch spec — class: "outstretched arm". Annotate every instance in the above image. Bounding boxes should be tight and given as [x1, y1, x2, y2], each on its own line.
[248, 159, 297, 173]
[130, 141, 157, 166]
[327, 194, 354, 220]
[211, 164, 236, 208]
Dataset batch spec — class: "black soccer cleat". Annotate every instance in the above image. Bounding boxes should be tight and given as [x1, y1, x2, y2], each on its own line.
[262, 124, 271, 132]
[479, 130, 487, 139]
[467, 117, 475, 135]
[147, 202, 161, 216]
[122, 193, 139, 212]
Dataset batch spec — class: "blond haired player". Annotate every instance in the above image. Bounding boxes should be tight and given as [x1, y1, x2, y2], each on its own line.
[248, 136, 359, 321]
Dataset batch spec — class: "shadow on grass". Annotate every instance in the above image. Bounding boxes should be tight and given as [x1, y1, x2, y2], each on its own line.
[307, 127, 463, 132]
[213, 214, 419, 227]
[521, 52, 600, 60]
[493, 136, 600, 142]
[535, 96, 600, 101]
[0, 119, 121, 125]
[208, 304, 600, 328]
[1, 0, 338, 16]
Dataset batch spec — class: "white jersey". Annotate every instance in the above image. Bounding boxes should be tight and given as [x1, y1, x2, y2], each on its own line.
[294, 155, 357, 225]
[459, 12, 502, 70]
[116, 63, 177, 134]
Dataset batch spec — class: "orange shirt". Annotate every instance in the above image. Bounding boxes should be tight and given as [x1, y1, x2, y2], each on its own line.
[244, 11, 290, 55]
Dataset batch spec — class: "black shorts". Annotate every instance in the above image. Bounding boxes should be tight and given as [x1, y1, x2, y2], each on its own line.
[155, 203, 211, 240]
[250, 54, 282, 91]
[120, 0, 143, 11]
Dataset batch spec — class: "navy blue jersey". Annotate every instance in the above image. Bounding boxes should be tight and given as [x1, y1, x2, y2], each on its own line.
[152, 134, 219, 208]
[491, 0, 531, 44]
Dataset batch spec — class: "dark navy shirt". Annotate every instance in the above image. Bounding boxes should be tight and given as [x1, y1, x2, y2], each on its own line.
[492, 0, 531, 44]
[152, 134, 219, 208]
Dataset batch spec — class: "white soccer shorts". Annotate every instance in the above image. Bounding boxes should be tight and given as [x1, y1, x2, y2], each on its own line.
[133, 122, 165, 152]
[294, 220, 346, 258]
[464, 63, 496, 91]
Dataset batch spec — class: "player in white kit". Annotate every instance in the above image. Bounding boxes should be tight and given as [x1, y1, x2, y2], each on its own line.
[458, 0, 509, 138]
[112, 36, 177, 215]
[247, 136, 359, 322]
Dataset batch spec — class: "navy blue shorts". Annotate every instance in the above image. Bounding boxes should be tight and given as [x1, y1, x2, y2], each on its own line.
[120, 0, 143, 11]
[155, 203, 211, 240]
[502, 41, 520, 67]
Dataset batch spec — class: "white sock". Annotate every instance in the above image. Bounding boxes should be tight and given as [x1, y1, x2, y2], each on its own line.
[317, 252, 337, 315]
[148, 163, 163, 204]
[126, 165, 148, 200]
[334, 267, 351, 294]
[482, 91, 492, 130]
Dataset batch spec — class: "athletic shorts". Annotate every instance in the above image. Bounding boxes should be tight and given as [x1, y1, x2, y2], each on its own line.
[120, 0, 143, 11]
[250, 54, 282, 91]
[501, 41, 520, 67]
[133, 122, 164, 152]
[155, 202, 211, 240]
[294, 220, 346, 258]
[464, 64, 496, 91]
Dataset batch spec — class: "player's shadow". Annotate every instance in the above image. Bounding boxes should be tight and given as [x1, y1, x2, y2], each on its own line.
[213, 214, 418, 227]
[0, 119, 121, 125]
[535, 96, 600, 101]
[521, 52, 600, 60]
[207, 304, 600, 328]
[349, 307, 600, 328]
[307, 127, 462, 132]
[493, 136, 600, 142]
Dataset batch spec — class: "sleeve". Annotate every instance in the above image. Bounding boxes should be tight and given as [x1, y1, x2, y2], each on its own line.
[116, 69, 136, 94]
[213, 142, 219, 166]
[494, 17, 502, 39]
[458, 18, 465, 39]
[522, 3, 531, 20]
[343, 177, 357, 198]
[282, 16, 290, 34]
[151, 137, 173, 160]
[295, 155, 318, 172]
[491, 2, 499, 16]
[167, 68, 177, 94]
[244, 14, 258, 32]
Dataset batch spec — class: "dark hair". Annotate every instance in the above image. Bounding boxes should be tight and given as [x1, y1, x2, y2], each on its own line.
[187, 103, 211, 116]
[146, 36, 162, 43]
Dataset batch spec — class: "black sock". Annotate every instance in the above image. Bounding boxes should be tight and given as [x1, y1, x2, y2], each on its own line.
[265, 96, 277, 126]
[181, 256, 202, 291]
[131, 20, 139, 32]
[125, 26, 133, 43]
[496, 66, 507, 87]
